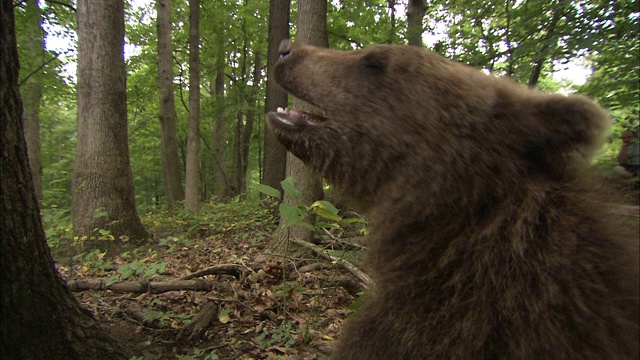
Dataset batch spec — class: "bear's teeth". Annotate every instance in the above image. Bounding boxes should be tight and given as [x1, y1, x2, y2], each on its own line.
[277, 107, 288, 113]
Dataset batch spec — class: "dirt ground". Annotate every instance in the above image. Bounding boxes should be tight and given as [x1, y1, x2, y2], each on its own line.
[60, 226, 359, 360]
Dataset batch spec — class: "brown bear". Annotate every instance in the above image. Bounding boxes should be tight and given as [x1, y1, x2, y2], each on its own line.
[266, 39, 639, 359]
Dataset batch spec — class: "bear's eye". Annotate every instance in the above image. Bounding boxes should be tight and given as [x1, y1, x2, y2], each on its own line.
[360, 51, 387, 75]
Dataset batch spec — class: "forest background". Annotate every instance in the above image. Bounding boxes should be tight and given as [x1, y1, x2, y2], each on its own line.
[5, 0, 639, 359]
[18, 0, 639, 215]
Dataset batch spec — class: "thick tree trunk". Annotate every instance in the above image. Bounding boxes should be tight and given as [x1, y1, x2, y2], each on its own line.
[72, 0, 149, 241]
[157, 0, 185, 206]
[212, 36, 230, 200]
[262, 0, 290, 195]
[185, 0, 201, 212]
[1, 4, 129, 359]
[268, 0, 326, 254]
[406, 0, 426, 47]
[21, 0, 44, 203]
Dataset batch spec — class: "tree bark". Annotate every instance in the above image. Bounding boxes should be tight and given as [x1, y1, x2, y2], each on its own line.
[72, 0, 149, 241]
[406, 0, 426, 47]
[232, 30, 249, 196]
[21, 0, 44, 203]
[262, 0, 290, 195]
[212, 35, 230, 200]
[1, 4, 129, 358]
[157, 0, 185, 206]
[185, 0, 201, 212]
[268, 0, 326, 254]
[241, 52, 262, 194]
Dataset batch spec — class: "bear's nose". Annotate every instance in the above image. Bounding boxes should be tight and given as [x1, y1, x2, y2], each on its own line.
[278, 39, 291, 58]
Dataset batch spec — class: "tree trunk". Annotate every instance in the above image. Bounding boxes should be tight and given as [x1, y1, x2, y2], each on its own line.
[1, 4, 130, 358]
[262, 0, 290, 196]
[268, 0, 326, 254]
[406, 0, 426, 47]
[387, 0, 397, 44]
[185, 0, 201, 212]
[72, 0, 149, 242]
[241, 52, 262, 194]
[232, 30, 249, 196]
[504, 0, 516, 77]
[157, 0, 185, 206]
[21, 0, 44, 203]
[212, 35, 230, 200]
[233, 111, 244, 195]
[527, 0, 569, 88]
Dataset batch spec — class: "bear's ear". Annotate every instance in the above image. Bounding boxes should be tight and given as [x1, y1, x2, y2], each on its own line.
[535, 94, 610, 160]
[523, 94, 610, 177]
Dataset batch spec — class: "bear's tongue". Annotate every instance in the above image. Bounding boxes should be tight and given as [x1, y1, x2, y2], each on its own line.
[271, 107, 326, 127]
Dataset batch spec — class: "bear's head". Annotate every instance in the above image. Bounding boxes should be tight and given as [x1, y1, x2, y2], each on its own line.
[267, 40, 610, 212]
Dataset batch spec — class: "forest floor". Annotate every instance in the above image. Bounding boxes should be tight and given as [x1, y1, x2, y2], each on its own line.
[48, 177, 638, 360]
[49, 199, 364, 360]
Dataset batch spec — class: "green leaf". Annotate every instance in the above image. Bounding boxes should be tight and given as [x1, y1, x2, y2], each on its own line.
[251, 183, 281, 199]
[279, 203, 307, 227]
[315, 208, 342, 221]
[281, 177, 301, 200]
[93, 208, 108, 219]
[294, 222, 316, 232]
[106, 275, 120, 286]
[117, 265, 134, 279]
[312, 200, 340, 215]
[348, 292, 368, 310]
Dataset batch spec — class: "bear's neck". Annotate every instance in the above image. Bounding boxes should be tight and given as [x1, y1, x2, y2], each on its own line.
[365, 180, 579, 278]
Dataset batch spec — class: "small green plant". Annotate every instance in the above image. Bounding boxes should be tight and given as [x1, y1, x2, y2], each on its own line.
[252, 177, 344, 232]
[106, 259, 167, 286]
[254, 177, 365, 347]
[256, 321, 297, 350]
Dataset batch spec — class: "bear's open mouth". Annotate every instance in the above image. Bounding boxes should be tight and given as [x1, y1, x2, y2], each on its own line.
[268, 107, 327, 128]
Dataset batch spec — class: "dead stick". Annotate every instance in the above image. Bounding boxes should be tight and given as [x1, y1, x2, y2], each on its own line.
[289, 238, 374, 291]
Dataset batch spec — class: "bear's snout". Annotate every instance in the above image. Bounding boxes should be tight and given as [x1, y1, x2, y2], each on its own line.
[278, 39, 292, 58]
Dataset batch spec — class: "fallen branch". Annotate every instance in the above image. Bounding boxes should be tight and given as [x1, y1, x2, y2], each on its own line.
[289, 238, 374, 291]
[123, 304, 163, 328]
[179, 264, 244, 281]
[178, 301, 219, 341]
[66, 278, 216, 294]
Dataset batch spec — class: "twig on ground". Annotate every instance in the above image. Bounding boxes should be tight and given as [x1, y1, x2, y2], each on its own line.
[289, 238, 374, 291]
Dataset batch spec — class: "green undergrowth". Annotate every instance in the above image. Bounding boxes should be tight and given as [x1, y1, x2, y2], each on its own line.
[142, 197, 279, 242]
[42, 197, 280, 274]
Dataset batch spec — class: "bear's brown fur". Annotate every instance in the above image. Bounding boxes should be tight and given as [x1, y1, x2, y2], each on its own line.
[267, 40, 639, 359]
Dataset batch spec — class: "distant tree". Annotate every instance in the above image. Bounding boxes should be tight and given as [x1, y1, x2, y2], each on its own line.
[439, 0, 590, 86]
[406, 0, 426, 47]
[268, 0, 326, 253]
[20, 0, 45, 203]
[212, 31, 231, 200]
[1, 3, 129, 358]
[231, 11, 262, 195]
[72, 0, 149, 241]
[262, 0, 290, 196]
[525, 0, 571, 88]
[240, 52, 262, 193]
[579, 0, 639, 126]
[185, 0, 201, 212]
[157, 0, 185, 207]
